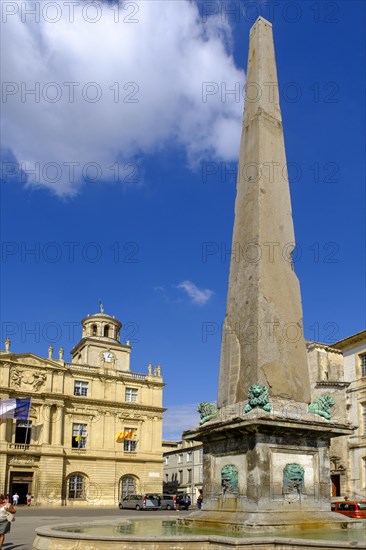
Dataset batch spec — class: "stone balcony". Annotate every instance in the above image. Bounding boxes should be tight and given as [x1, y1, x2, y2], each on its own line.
[7, 443, 40, 452]
[64, 362, 147, 380]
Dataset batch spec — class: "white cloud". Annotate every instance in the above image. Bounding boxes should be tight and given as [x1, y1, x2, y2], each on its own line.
[163, 403, 200, 440]
[176, 280, 214, 305]
[1, 0, 244, 195]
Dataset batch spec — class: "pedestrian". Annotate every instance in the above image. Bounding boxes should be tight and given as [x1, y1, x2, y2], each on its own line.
[0, 494, 16, 549]
[12, 493, 19, 506]
[26, 493, 32, 507]
[197, 492, 203, 509]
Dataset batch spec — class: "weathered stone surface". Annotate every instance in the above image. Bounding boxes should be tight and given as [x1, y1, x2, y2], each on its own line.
[218, 17, 311, 407]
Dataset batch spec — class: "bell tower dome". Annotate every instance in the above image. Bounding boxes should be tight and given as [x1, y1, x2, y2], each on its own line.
[82, 310, 122, 342]
[70, 302, 131, 370]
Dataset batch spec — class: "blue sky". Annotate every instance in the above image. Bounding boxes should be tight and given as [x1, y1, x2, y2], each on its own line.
[1, 0, 365, 439]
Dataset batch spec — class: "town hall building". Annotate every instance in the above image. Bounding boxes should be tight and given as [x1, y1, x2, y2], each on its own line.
[0, 307, 165, 506]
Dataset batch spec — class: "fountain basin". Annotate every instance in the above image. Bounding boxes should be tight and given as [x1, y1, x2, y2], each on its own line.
[32, 518, 366, 549]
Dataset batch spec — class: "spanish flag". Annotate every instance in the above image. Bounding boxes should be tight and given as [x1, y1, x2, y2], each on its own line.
[116, 429, 135, 442]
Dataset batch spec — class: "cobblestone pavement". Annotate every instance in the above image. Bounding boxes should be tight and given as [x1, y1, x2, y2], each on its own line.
[3, 506, 186, 550]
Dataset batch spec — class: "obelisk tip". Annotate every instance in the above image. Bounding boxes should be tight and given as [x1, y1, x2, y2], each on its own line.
[250, 16, 272, 33]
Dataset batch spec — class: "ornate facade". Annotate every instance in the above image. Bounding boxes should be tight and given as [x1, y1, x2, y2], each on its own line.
[334, 331, 366, 499]
[0, 308, 165, 506]
[306, 341, 350, 497]
[307, 331, 366, 499]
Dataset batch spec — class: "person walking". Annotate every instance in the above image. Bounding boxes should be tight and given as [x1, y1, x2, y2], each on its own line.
[26, 493, 32, 507]
[184, 495, 191, 510]
[197, 492, 203, 509]
[12, 493, 19, 506]
[0, 494, 16, 549]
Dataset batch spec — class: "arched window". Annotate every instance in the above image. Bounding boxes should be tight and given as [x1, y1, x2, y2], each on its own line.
[92, 324, 97, 336]
[120, 475, 137, 499]
[104, 325, 110, 337]
[68, 473, 86, 500]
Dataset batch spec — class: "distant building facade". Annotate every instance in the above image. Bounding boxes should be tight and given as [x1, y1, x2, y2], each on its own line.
[306, 341, 350, 497]
[307, 330, 366, 499]
[163, 439, 203, 502]
[0, 308, 165, 506]
[334, 331, 366, 499]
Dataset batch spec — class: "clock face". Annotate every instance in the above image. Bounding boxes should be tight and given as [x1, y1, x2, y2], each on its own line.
[103, 352, 113, 363]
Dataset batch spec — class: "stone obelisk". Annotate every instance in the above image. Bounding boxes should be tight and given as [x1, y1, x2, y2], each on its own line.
[183, 17, 354, 533]
[218, 16, 311, 408]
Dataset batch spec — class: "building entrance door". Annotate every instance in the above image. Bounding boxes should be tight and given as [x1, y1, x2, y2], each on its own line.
[331, 474, 341, 497]
[10, 472, 33, 505]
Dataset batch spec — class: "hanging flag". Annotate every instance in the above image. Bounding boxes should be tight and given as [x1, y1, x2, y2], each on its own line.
[116, 429, 135, 442]
[75, 426, 84, 447]
[0, 398, 31, 420]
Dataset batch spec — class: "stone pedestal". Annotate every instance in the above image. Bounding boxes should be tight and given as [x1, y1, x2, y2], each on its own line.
[183, 405, 357, 532]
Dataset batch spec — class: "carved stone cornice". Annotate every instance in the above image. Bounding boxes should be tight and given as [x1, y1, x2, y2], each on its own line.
[316, 381, 350, 388]
[63, 395, 165, 414]
[334, 330, 366, 350]
[0, 354, 65, 371]
[306, 342, 343, 354]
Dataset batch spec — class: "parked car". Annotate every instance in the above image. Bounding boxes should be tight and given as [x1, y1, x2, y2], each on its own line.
[118, 494, 161, 510]
[331, 501, 366, 519]
[160, 494, 177, 510]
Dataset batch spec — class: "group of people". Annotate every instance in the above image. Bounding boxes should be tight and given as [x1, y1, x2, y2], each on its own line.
[176, 494, 191, 510]
[2, 493, 18, 506]
[176, 491, 203, 510]
[1, 493, 32, 506]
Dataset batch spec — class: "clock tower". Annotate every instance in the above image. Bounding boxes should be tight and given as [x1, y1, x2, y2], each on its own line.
[70, 304, 131, 371]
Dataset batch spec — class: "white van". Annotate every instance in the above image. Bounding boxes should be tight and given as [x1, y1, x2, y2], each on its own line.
[118, 494, 161, 510]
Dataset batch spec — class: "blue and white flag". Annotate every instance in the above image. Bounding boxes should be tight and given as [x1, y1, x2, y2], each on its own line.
[0, 398, 31, 420]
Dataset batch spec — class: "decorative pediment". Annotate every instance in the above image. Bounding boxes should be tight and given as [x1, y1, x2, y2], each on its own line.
[10, 368, 47, 391]
[10, 353, 64, 369]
